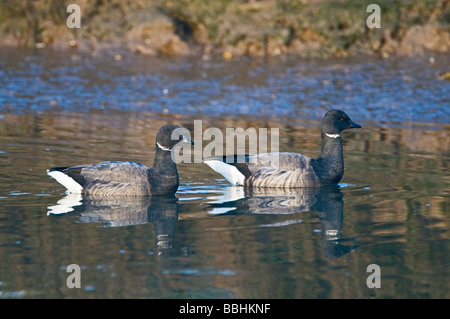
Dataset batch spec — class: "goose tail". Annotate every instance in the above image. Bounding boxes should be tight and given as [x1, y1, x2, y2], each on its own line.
[47, 168, 83, 194]
[203, 160, 245, 186]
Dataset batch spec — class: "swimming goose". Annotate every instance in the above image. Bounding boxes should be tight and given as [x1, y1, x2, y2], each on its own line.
[204, 110, 361, 188]
[47, 124, 192, 196]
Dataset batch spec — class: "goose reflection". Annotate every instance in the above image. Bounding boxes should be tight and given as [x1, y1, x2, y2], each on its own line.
[206, 185, 359, 259]
[47, 194, 179, 251]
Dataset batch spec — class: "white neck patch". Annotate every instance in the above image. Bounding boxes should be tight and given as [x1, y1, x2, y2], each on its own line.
[325, 133, 341, 138]
[157, 142, 171, 151]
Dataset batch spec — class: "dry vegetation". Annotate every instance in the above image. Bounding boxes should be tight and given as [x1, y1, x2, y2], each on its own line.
[0, 0, 449, 58]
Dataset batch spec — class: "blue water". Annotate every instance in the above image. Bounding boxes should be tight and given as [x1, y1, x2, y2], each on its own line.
[1, 48, 449, 124]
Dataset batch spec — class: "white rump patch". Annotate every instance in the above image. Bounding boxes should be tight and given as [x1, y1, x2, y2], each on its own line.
[203, 160, 245, 186]
[47, 170, 83, 194]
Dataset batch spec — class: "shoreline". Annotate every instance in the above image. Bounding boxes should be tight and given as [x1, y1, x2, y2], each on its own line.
[2, 23, 448, 60]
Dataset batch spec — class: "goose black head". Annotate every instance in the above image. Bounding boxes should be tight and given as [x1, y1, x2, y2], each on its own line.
[321, 110, 361, 136]
[156, 124, 193, 152]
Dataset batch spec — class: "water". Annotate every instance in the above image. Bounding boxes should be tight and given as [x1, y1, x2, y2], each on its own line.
[0, 48, 449, 298]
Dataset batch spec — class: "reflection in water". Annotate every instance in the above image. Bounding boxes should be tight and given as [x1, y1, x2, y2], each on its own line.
[48, 195, 179, 251]
[206, 185, 359, 259]
[48, 185, 358, 259]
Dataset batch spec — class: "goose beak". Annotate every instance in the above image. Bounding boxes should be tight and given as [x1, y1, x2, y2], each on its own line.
[182, 134, 194, 145]
[349, 120, 361, 129]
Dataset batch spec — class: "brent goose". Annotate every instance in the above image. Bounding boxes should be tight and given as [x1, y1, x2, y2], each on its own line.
[204, 110, 361, 188]
[47, 124, 192, 196]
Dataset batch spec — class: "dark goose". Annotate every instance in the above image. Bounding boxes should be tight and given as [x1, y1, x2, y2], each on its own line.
[47, 124, 193, 196]
[204, 110, 361, 188]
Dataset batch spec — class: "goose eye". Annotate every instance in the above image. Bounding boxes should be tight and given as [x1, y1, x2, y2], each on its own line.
[340, 117, 346, 121]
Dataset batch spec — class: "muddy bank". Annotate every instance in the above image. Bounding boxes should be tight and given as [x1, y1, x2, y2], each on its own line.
[0, 0, 449, 58]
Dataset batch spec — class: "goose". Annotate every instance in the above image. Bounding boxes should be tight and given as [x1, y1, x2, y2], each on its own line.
[47, 124, 192, 196]
[204, 110, 361, 188]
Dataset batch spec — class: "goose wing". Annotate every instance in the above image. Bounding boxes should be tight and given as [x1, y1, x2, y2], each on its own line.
[204, 153, 320, 187]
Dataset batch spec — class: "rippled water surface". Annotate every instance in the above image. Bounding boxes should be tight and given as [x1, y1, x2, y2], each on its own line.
[0, 49, 448, 298]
